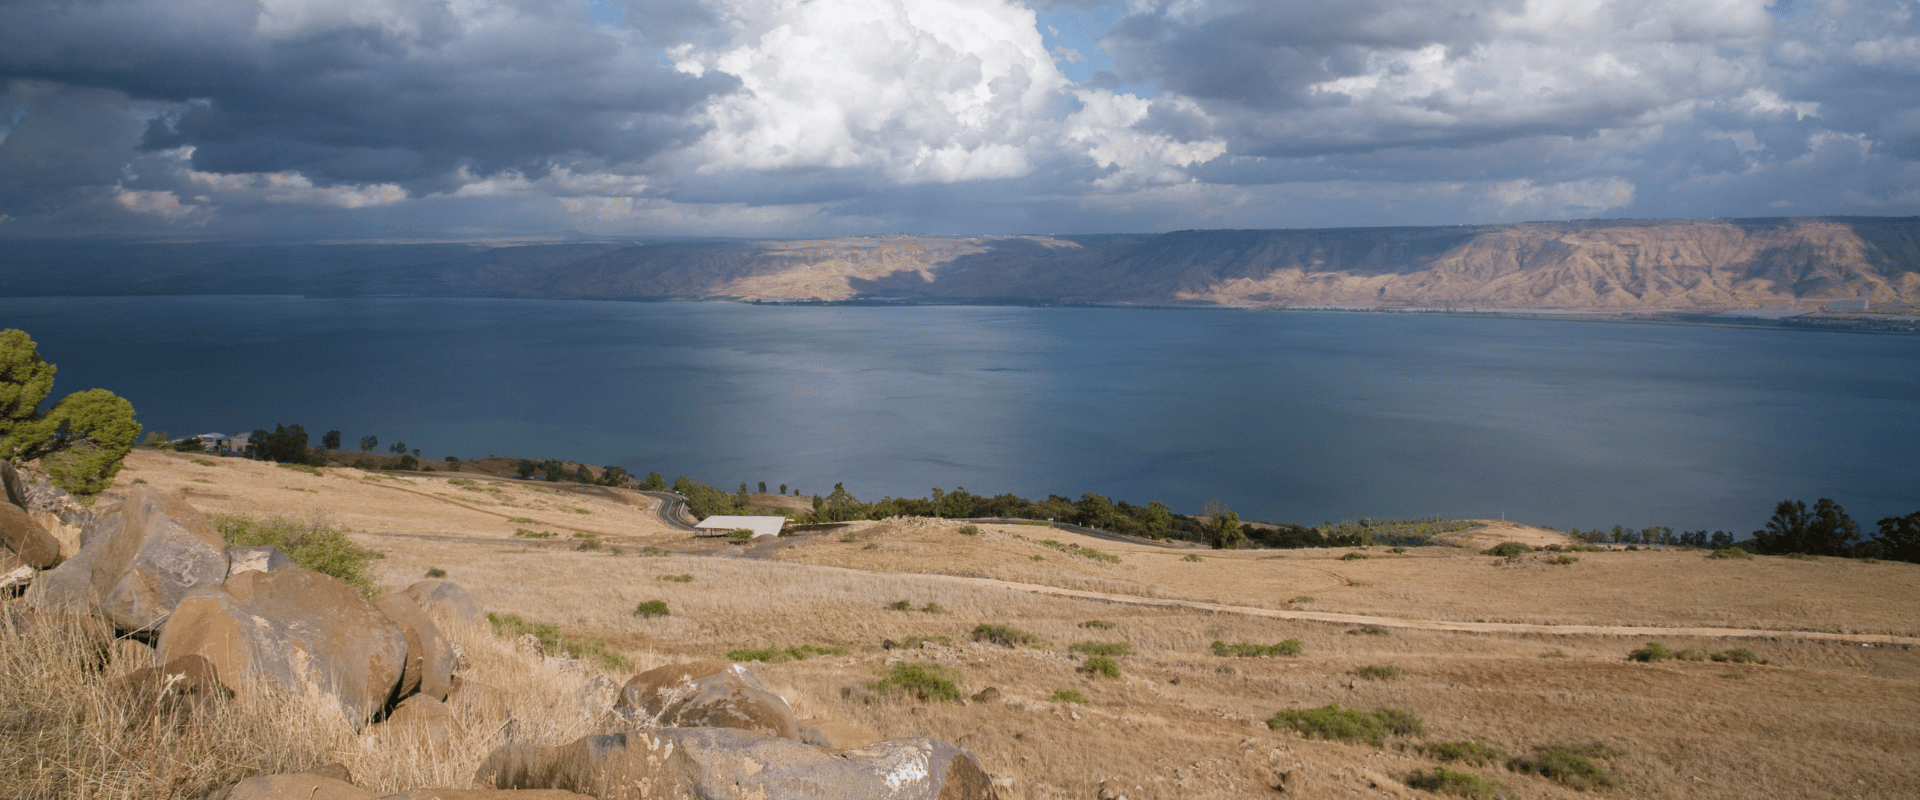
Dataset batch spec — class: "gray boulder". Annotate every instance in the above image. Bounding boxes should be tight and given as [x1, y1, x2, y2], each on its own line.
[155, 567, 407, 728]
[610, 660, 801, 740]
[376, 592, 457, 702]
[0, 501, 62, 569]
[478, 726, 997, 800]
[401, 579, 483, 629]
[225, 545, 295, 578]
[23, 486, 226, 632]
[205, 773, 375, 800]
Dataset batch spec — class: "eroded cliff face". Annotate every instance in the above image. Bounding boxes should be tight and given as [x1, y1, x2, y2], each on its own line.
[522, 217, 1920, 310]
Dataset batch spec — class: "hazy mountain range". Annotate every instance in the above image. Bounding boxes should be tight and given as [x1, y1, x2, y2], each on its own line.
[6, 216, 1918, 313]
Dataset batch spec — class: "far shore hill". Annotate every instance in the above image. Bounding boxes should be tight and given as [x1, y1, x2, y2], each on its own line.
[4, 216, 1919, 329]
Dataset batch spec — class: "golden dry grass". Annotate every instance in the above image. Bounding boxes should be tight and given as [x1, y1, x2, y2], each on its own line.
[41, 451, 1920, 800]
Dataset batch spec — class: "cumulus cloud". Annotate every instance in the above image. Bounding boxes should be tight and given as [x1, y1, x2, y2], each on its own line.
[0, 0, 1917, 238]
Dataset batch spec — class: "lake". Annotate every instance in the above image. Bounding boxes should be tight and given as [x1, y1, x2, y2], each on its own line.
[3, 296, 1916, 534]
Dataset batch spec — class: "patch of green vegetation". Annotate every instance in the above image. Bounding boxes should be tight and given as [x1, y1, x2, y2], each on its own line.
[1266, 704, 1424, 746]
[959, 524, 980, 536]
[1406, 768, 1500, 799]
[1318, 517, 1477, 547]
[921, 602, 944, 614]
[1707, 547, 1753, 559]
[1079, 620, 1115, 630]
[425, 567, 446, 578]
[447, 478, 477, 485]
[486, 612, 632, 671]
[1034, 538, 1120, 563]
[657, 574, 694, 583]
[1484, 542, 1532, 557]
[574, 538, 602, 551]
[1389, 546, 1407, 554]
[887, 600, 913, 611]
[1553, 554, 1579, 565]
[1349, 624, 1390, 636]
[507, 516, 537, 524]
[1627, 642, 1674, 662]
[1181, 553, 1203, 562]
[1078, 656, 1121, 678]
[1213, 639, 1302, 658]
[1050, 689, 1089, 705]
[726, 644, 849, 663]
[1354, 664, 1402, 681]
[868, 663, 963, 702]
[513, 528, 557, 539]
[275, 462, 321, 476]
[898, 635, 953, 648]
[1541, 648, 1569, 659]
[210, 513, 382, 598]
[639, 545, 668, 557]
[1289, 596, 1315, 604]
[1507, 745, 1616, 791]
[1341, 551, 1370, 560]
[1427, 741, 1504, 766]
[1069, 642, 1134, 657]
[972, 624, 1040, 647]
[1711, 648, 1765, 664]
[191, 458, 215, 467]
[632, 600, 670, 618]
[727, 529, 754, 541]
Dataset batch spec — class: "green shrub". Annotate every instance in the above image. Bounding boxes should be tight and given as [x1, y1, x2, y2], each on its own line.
[1627, 642, 1674, 662]
[191, 458, 215, 467]
[1050, 689, 1089, 705]
[1069, 642, 1134, 657]
[868, 663, 963, 702]
[1266, 704, 1423, 746]
[726, 644, 849, 663]
[657, 574, 694, 583]
[972, 624, 1039, 647]
[1507, 745, 1615, 790]
[887, 600, 913, 611]
[486, 612, 631, 671]
[1079, 656, 1121, 678]
[1427, 740, 1504, 766]
[1182, 553, 1203, 562]
[1541, 648, 1569, 659]
[574, 538, 602, 551]
[1406, 767, 1500, 799]
[639, 545, 668, 556]
[1341, 551, 1370, 560]
[513, 528, 556, 539]
[920, 602, 944, 614]
[1213, 639, 1302, 658]
[508, 516, 537, 523]
[1389, 547, 1407, 554]
[425, 567, 446, 578]
[959, 525, 980, 536]
[1080, 620, 1115, 630]
[211, 513, 382, 598]
[1484, 542, 1532, 557]
[633, 600, 670, 618]
[275, 462, 321, 476]
[1290, 596, 1315, 604]
[1554, 555, 1579, 565]
[1354, 664, 1402, 681]
[1709, 548, 1752, 560]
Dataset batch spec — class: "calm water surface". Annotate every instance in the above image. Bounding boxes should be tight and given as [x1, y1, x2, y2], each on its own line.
[4, 296, 1915, 533]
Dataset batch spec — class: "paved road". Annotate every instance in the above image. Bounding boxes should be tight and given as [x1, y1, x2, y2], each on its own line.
[641, 491, 699, 531]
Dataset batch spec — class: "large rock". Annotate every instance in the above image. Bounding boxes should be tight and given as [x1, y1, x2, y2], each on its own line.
[610, 661, 801, 740]
[362, 694, 465, 757]
[155, 567, 407, 727]
[379, 791, 594, 800]
[0, 501, 62, 569]
[205, 774, 375, 800]
[1, 460, 94, 553]
[478, 727, 998, 800]
[401, 579, 483, 629]
[108, 653, 232, 725]
[376, 592, 457, 702]
[23, 486, 226, 631]
[226, 545, 295, 577]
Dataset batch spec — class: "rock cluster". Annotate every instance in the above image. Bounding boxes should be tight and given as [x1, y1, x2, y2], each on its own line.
[3, 474, 998, 799]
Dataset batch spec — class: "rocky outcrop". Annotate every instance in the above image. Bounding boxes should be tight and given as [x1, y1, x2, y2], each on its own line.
[0, 501, 62, 569]
[225, 545, 295, 578]
[155, 567, 407, 727]
[377, 592, 458, 702]
[23, 486, 226, 631]
[108, 653, 232, 724]
[402, 579, 483, 630]
[610, 660, 801, 740]
[477, 726, 997, 800]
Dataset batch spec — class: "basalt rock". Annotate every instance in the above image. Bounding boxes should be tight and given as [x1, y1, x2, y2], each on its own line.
[155, 567, 406, 728]
[225, 545, 295, 578]
[376, 592, 457, 702]
[477, 726, 998, 800]
[24, 486, 226, 632]
[0, 501, 61, 569]
[108, 653, 232, 725]
[610, 660, 800, 740]
[401, 579, 483, 630]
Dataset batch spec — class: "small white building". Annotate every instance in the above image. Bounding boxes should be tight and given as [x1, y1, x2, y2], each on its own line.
[190, 432, 249, 455]
[694, 515, 788, 538]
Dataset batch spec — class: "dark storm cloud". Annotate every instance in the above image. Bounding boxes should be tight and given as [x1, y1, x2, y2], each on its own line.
[0, 0, 733, 194]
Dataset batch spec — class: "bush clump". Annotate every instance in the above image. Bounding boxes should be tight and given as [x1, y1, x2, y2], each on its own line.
[1267, 704, 1424, 746]
[487, 612, 632, 671]
[868, 663, 963, 702]
[424, 567, 446, 578]
[1354, 664, 1402, 681]
[1080, 620, 1115, 630]
[726, 644, 849, 663]
[972, 624, 1040, 647]
[633, 600, 670, 618]
[959, 525, 980, 536]
[1406, 767, 1500, 799]
[1484, 542, 1532, 557]
[1507, 745, 1616, 790]
[657, 574, 694, 583]
[1213, 639, 1302, 658]
[1078, 656, 1121, 678]
[1341, 551, 1370, 560]
[1069, 641, 1134, 657]
[1427, 740, 1505, 766]
[210, 513, 382, 598]
[1050, 689, 1089, 705]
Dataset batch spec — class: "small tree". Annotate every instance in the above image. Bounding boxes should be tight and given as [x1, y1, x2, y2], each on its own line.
[1874, 511, 1920, 563]
[389, 441, 407, 455]
[642, 471, 666, 490]
[779, 483, 787, 495]
[599, 465, 629, 487]
[322, 430, 342, 450]
[1754, 498, 1861, 556]
[758, 481, 767, 494]
[1, 330, 143, 495]
[359, 434, 378, 453]
[516, 459, 537, 480]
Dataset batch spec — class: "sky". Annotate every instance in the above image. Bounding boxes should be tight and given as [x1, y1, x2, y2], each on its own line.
[1, 0, 1917, 240]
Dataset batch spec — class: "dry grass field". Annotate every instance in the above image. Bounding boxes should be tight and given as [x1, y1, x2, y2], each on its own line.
[72, 450, 1920, 799]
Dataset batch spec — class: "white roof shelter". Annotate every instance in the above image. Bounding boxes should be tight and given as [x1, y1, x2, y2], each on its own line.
[695, 515, 787, 538]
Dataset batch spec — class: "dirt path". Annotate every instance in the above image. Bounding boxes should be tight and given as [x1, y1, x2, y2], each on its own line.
[919, 573, 1920, 646]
